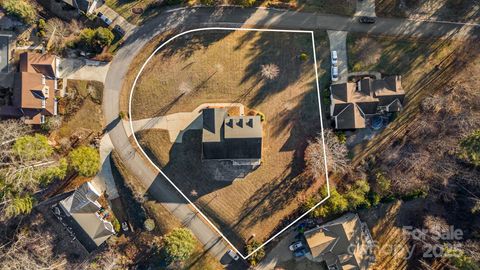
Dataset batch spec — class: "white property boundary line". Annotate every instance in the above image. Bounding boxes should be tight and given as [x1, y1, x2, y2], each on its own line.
[128, 27, 331, 260]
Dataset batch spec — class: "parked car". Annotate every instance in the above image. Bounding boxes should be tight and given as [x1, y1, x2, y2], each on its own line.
[97, 12, 113, 26]
[359, 16, 376, 24]
[331, 50, 338, 66]
[227, 250, 239, 261]
[331, 66, 339, 82]
[293, 247, 308, 257]
[114, 25, 126, 36]
[289, 241, 303, 251]
[121, 222, 129, 232]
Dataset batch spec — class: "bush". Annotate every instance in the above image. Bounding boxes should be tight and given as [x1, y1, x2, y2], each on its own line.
[37, 19, 47, 38]
[375, 171, 392, 197]
[1, 0, 37, 25]
[68, 146, 100, 177]
[5, 195, 34, 218]
[144, 218, 155, 231]
[246, 239, 265, 266]
[309, 186, 348, 218]
[13, 134, 53, 161]
[112, 218, 121, 233]
[239, 0, 256, 7]
[37, 158, 68, 185]
[299, 53, 308, 61]
[77, 27, 115, 54]
[459, 130, 480, 166]
[163, 228, 196, 262]
[335, 131, 347, 144]
[256, 111, 266, 122]
[119, 111, 126, 119]
[201, 0, 215, 5]
[345, 180, 370, 209]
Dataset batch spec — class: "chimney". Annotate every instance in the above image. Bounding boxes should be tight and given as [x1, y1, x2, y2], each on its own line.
[41, 75, 46, 85]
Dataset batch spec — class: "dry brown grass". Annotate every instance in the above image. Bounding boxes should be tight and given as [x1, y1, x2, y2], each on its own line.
[131, 30, 329, 248]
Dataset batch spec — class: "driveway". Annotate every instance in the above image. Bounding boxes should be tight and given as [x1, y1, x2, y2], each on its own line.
[103, 6, 480, 265]
[327, 30, 348, 84]
[58, 58, 110, 82]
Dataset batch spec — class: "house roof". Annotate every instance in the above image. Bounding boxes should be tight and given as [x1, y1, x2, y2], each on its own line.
[304, 213, 369, 270]
[330, 76, 405, 129]
[62, 0, 93, 12]
[14, 52, 57, 124]
[59, 182, 114, 251]
[202, 108, 262, 160]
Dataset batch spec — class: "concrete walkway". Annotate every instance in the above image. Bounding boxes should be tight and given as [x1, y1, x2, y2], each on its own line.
[58, 58, 110, 83]
[91, 135, 119, 200]
[128, 103, 245, 143]
[354, 0, 376, 17]
[327, 30, 349, 84]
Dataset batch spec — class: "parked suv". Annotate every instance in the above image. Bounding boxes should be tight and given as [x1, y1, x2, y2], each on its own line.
[97, 12, 113, 26]
[331, 66, 339, 82]
[331, 50, 338, 66]
[359, 16, 376, 24]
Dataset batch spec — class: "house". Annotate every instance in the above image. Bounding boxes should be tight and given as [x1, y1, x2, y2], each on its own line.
[202, 108, 262, 165]
[330, 76, 405, 130]
[61, 0, 99, 14]
[304, 213, 375, 270]
[12, 52, 59, 125]
[57, 182, 115, 252]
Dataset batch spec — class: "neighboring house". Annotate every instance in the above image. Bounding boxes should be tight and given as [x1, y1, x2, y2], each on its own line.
[330, 76, 405, 129]
[304, 213, 375, 270]
[61, 0, 99, 14]
[57, 182, 115, 252]
[202, 108, 262, 165]
[10, 52, 59, 125]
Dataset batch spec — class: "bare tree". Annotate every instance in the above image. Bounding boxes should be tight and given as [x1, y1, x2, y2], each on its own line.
[0, 120, 31, 146]
[0, 229, 67, 270]
[305, 130, 349, 181]
[260, 64, 280, 80]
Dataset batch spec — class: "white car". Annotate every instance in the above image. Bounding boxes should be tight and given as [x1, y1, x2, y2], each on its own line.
[289, 241, 303, 251]
[331, 66, 339, 82]
[97, 12, 112, 26]
[331, 50, 338, 66]
[227, 250, 239, 261]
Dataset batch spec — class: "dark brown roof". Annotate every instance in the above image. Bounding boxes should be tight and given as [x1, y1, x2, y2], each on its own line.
[330, 76, 405, 129]
[14, 52, 57, 124]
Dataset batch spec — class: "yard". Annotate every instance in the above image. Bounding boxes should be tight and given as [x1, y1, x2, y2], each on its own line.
[105, 0, 356, 25]
[375, 0, 480, 23]
[345, 33, 472, 161]
[130, 30, 329, 250]
[52, 80, 104, 143]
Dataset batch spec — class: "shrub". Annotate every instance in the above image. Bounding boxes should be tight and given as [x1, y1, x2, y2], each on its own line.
[345, 180, 370, 209]
[37, 19, 47, 38]
[256, 111, 266, 122]
[77, 27, 114, 54]
[239, 0, 256, 7]
[68, 146, 100, 177]
[309, 186, 348, 218]
[375, 171, 392, 197]
[37, 158, 68, 185]
[335, 131, 347, 144]
[112, 218, 121, 233]
[299, 53, 308, 61]
[144, 218, 155, 231]
[459, 130, 480, 166]
[201, 0, 215, 5]
[163, 228, 196, 262]
[246, 239, 265, 266]
[13, 134, 53, 161]
[5, 195, 34, 218]
[1, 0, 37, 25]
[119, 111, 126, 119]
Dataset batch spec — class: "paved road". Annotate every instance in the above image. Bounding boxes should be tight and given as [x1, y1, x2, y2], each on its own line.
[102, 6, 479, 267]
